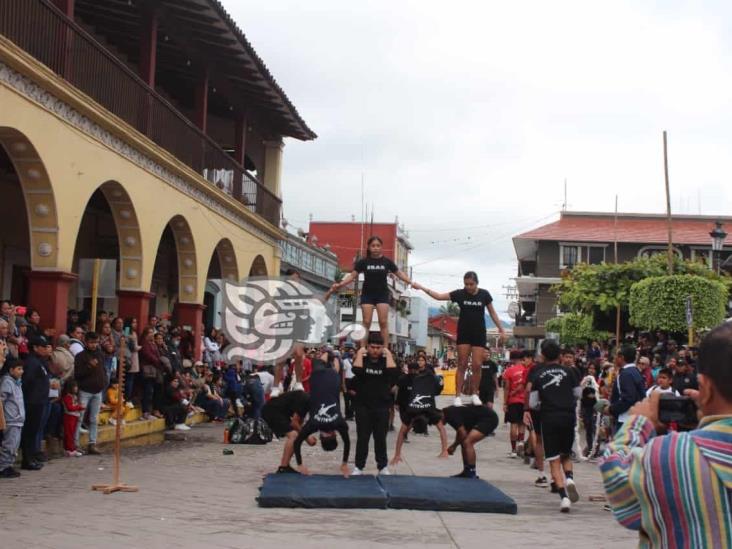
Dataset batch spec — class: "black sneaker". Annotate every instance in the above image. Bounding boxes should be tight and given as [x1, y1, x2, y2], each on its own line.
[34, 453, 48, 463]
[451, 470, 478, 479]
[550, 482, 559, 493]
[276, 465, 300, 474]
[0, 467, 21, 478]
[21, 462, 43, 471]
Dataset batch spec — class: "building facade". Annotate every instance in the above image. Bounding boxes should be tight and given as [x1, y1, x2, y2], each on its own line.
[0, 0, 314, 357]
[512, 211, 732, 345]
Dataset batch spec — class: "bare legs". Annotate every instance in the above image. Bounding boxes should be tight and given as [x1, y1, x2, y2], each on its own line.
[456, 345, 485, 396]
[360, 303, 390, 348]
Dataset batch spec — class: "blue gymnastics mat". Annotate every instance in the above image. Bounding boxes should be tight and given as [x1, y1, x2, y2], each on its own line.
[257, 474, 517, 514]
[378, 475, 517, 514]
[257, 474, 388, 509]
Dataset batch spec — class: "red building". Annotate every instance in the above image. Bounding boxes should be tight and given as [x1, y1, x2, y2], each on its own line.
[308, 221, 412, 273]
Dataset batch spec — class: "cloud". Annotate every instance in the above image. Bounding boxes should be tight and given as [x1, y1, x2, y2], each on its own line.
[223, 0, 732, 317]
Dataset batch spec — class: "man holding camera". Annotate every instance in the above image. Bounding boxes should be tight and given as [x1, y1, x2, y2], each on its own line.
[600, 322, 732, 548]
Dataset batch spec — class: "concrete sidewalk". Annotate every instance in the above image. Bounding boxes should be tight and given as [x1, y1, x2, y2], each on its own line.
[0, 398, 639, 549]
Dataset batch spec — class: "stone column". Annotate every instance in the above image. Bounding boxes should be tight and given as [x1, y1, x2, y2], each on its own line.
[175, 302, 205, 361]
[26, 271, 77, 339]
[117, 290, 155, 335]
[262, 139, 284, 197]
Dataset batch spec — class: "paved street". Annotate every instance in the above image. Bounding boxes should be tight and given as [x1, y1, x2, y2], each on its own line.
[0, 397, 638, 549]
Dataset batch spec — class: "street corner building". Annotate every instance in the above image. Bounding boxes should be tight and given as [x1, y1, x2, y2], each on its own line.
[0, 0, 316, 355]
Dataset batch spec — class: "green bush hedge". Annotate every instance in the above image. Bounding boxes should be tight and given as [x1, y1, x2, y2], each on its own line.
[629, 274, 727, 332]
[544, 313, 611, 345]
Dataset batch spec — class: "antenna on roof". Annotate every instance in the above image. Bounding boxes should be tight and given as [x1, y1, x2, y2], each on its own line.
[562, 178, 568, 212]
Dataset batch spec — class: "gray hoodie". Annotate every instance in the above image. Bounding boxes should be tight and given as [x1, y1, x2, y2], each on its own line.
[1, 374, 25, 427]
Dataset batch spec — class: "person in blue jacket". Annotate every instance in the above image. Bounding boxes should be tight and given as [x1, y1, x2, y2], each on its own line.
[607, 344, 646, 431]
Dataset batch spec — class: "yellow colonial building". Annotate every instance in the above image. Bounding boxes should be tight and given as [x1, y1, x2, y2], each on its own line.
[0, 0, 315, 356]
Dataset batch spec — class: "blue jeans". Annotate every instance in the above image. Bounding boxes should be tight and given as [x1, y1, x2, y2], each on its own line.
[245, 378, 264, 420]
[124, 371, 137, 402]
[76, 391, 102, 446]
[35, 400, 51, 453]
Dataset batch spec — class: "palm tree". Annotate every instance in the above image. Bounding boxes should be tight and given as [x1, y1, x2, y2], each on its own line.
[440, 302, 460, 317]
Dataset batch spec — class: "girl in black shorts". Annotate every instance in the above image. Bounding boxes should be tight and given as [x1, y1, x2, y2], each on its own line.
[416, 272, 506, 406]
[328, 236, 414, 346]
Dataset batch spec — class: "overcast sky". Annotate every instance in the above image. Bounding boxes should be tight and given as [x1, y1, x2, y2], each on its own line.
[224, 1, 732, 316]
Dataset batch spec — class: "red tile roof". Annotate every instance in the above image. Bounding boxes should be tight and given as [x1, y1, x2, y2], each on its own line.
[515, 212, 732, 245]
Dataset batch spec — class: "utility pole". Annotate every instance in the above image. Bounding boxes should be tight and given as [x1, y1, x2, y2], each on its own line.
[663, 131, 674, 275]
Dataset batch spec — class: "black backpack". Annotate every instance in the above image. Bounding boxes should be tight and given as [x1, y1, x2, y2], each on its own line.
[230, 417, 273, 445]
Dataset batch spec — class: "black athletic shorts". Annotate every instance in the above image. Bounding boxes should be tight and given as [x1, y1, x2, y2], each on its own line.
[479, 389, 495, 404]
[472, 408, 499, 436]
[541, 413, 575, 461]
[400, 408, 442, 426]
[506, 403, 524, 424]
[530, 410, 542, 435]
[261, 405, 292, 438]
[360, 292, 390, 305]
[456, 327, 487, 347]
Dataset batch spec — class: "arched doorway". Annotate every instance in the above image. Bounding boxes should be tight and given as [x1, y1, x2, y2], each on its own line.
[70, 180, 142, 326]
[249, 254, 268, 277]
[202, 239, 239, 330]
[0, 127, 81, 335]
[150, 215, 198, 318]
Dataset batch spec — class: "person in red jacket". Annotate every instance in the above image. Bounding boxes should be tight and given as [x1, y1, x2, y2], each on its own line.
[61, 379, 85, 457]
[502, 350, 528, 458]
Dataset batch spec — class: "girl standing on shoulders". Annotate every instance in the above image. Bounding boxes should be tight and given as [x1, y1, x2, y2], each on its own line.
[327, 236, 415, 347]
[415, 271, 505, 406]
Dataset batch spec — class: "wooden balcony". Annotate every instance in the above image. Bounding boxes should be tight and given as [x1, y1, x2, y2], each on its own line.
[0, 0, 281, 226]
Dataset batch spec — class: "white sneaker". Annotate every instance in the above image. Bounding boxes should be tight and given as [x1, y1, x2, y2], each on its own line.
[560, 497, 571, 513]
[293, 382, 304, 392]
[508, 451, 517, 458]
[351, 467, 363, 476]
[566, 478, 579, 503]
[378, 467, 392, 476]
[125, 401, 135, 409]
[79, 426, 89, 433]
[516, 441, 525, 459]
[108, 418, 116, 426]
[470, 394, 482, 406]
[270, 385, 283, 398]
[174, 424, 191, 431]
[73, 450, 83, 457]
[235, 399, 244, 409]
[453, 396, 464, 407]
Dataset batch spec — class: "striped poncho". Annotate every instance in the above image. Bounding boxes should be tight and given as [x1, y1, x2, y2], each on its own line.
[599, 414, 732, 548]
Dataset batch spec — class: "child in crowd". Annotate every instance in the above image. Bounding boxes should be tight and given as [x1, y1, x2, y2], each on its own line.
[0, 357, 25, 478]
[646, 367, 680, 397]
[107, 381, 126, 426]
[61, 379, 85, 457]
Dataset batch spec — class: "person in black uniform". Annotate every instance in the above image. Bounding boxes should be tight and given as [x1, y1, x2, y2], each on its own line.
[292, 351, 351, 477]
[21, 335, 51, 470]
[479, 354, 499, 410]
[525, 339, 581, 513]
[442, 405, 499, 478]
[391, 361, 449, 466]
[328, 236, 415, 347]
[351, 332, 399, 475]
[262, 388, 314, 474]
[416, 272, 506, 407]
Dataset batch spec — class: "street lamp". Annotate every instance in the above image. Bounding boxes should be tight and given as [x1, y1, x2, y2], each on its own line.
[709, 221, 727, 274]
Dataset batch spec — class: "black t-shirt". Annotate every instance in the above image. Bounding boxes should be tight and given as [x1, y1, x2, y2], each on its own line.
[308, 363, 343, 428]
[407, 372, 441, 414]
[443, 405, 492, 431]
[479, 360, 498, 393]
[528, 363, 579, 416]
[354, 256, 398, 297]
[353, 354, 399, 406]
[449, 288, 492, 332]
[265, 390, 310, 420]
[396, 372, 415, 409]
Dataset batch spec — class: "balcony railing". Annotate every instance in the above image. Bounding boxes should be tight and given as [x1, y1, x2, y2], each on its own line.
[0, 0, 281, 226]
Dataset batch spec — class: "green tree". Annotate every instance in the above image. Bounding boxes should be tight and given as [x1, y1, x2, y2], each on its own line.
[629, 274, 727, 332]
[545, 313, 611, 346]
[440, 302, 460, 317]
[553, 254, 730, 315]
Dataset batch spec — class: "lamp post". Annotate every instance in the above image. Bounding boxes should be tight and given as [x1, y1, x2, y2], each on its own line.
[709, 221, 727, 275]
